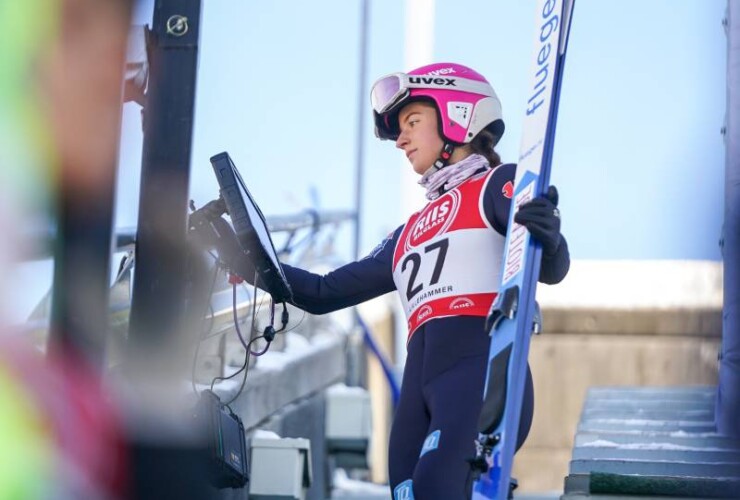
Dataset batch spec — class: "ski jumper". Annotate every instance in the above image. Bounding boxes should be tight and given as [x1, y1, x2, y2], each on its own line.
[281, 163, 570, 499]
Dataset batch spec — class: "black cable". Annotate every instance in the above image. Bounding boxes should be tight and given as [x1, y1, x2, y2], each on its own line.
[198, 279, 293, 343]
[191, 258, 221, 394]
[249, 335, 271, 356]
[251, 302, 295, 354]
[208, 281, 306, 403]
[205, 305, 306, 397]
[208, 333, 264, 393]
[235, 280, 267, 334]
[274, 303, 305, 335]
[216, 272, 260, 406]
[277, 302, 289, 332]
[226, 277, 273, 356]
[256, 303, 289, 348]
[235, 286, 273, 356]
[198, 299, 215, 341]
[233, 282, 250, 350]
[198, 271, 257, 345]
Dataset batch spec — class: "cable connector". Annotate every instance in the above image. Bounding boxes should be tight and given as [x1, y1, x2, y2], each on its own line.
[280, 303, 289, 329]
[263, 326, 276, 343]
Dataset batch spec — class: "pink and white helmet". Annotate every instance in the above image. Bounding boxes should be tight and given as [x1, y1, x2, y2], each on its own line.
[371, 62, 504, 145]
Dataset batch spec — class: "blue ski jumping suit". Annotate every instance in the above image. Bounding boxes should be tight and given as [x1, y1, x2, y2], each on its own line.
[281, 164, 570, 499]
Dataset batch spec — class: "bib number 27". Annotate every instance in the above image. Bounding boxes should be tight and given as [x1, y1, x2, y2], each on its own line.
[401, 238, 449, 301]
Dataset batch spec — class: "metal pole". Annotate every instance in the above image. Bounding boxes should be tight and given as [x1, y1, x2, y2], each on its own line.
[393, 0, 436, 372]
[128, 0, 202, 350]
[348, 0, 373, 389]
[717, 0, 740, 437]
[353, 0, 370, 260]
[126, 2, 211, 497]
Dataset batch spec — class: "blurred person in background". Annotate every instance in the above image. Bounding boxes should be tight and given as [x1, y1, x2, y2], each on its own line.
[0, 0, 133, 497]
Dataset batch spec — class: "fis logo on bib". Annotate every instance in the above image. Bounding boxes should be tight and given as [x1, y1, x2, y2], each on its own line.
[449, 297, 475, 310]
[409, 191, 458, 247]
[416, 305, 433, 323]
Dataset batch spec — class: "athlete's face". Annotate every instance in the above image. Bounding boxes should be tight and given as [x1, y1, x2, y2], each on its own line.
[395, 102, 444, 176]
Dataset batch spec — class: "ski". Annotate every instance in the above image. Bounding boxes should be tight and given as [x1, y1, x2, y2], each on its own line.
[472, 1, 576, 498]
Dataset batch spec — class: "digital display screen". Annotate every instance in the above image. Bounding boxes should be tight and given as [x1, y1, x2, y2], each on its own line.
[210, 152, 292, 301]
[231, 167, 284, 278]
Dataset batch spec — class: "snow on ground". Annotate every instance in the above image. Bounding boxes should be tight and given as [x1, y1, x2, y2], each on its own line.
[578, 439, 729, 451]
[331, 469, 388, 496]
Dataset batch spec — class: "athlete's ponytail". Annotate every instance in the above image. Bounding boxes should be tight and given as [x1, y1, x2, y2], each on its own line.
[469, 128, 502, 168]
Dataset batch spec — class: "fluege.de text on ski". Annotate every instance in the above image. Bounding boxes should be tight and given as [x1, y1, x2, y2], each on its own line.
[527, 0, 560, 116]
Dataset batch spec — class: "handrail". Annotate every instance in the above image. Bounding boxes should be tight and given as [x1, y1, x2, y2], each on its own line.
[356, 311, 401, 407]
[18, 209, 356, 261]
[266, 209, 354, 233]
[18, 206, 401, 412]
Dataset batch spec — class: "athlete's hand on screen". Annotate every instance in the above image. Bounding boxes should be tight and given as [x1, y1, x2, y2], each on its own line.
[514, 185, 562, 255]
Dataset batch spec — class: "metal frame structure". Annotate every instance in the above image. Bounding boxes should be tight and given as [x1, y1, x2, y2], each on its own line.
[718, 0, 740, 438]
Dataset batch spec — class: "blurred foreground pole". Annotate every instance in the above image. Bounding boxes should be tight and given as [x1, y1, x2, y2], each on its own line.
[718, 0, 740, 437]
[48, 0, 134, 369]
[49, 136, 116, 367]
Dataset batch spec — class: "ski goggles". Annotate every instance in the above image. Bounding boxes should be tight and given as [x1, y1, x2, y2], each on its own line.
[370, 72, 496, 114]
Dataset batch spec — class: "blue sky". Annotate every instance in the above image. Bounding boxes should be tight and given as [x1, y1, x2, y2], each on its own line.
[117, 0, 727, 262]
[8, 0, 729, 323]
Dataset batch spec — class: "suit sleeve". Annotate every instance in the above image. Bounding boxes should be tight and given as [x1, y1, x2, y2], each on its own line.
[281, 226, 402, 314]
[483, 164, 570, 284]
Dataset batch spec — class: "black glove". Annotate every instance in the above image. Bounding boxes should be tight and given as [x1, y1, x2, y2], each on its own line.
[514, 185, 562, 255]
[189, 209, 256, 280]
[209, 216, 243, 262]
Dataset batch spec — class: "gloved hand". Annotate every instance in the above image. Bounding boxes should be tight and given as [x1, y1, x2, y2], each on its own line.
[514, 185, 562, 255]
[208, 216, 243, 263]
[189, 209, 256, 280]
[208, 216, 258, 280]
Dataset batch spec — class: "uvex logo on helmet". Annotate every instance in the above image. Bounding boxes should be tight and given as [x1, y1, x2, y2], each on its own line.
[408, 76, 457, 86]
[372, 62, 504, 145]
[409, 192, 458, 248]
